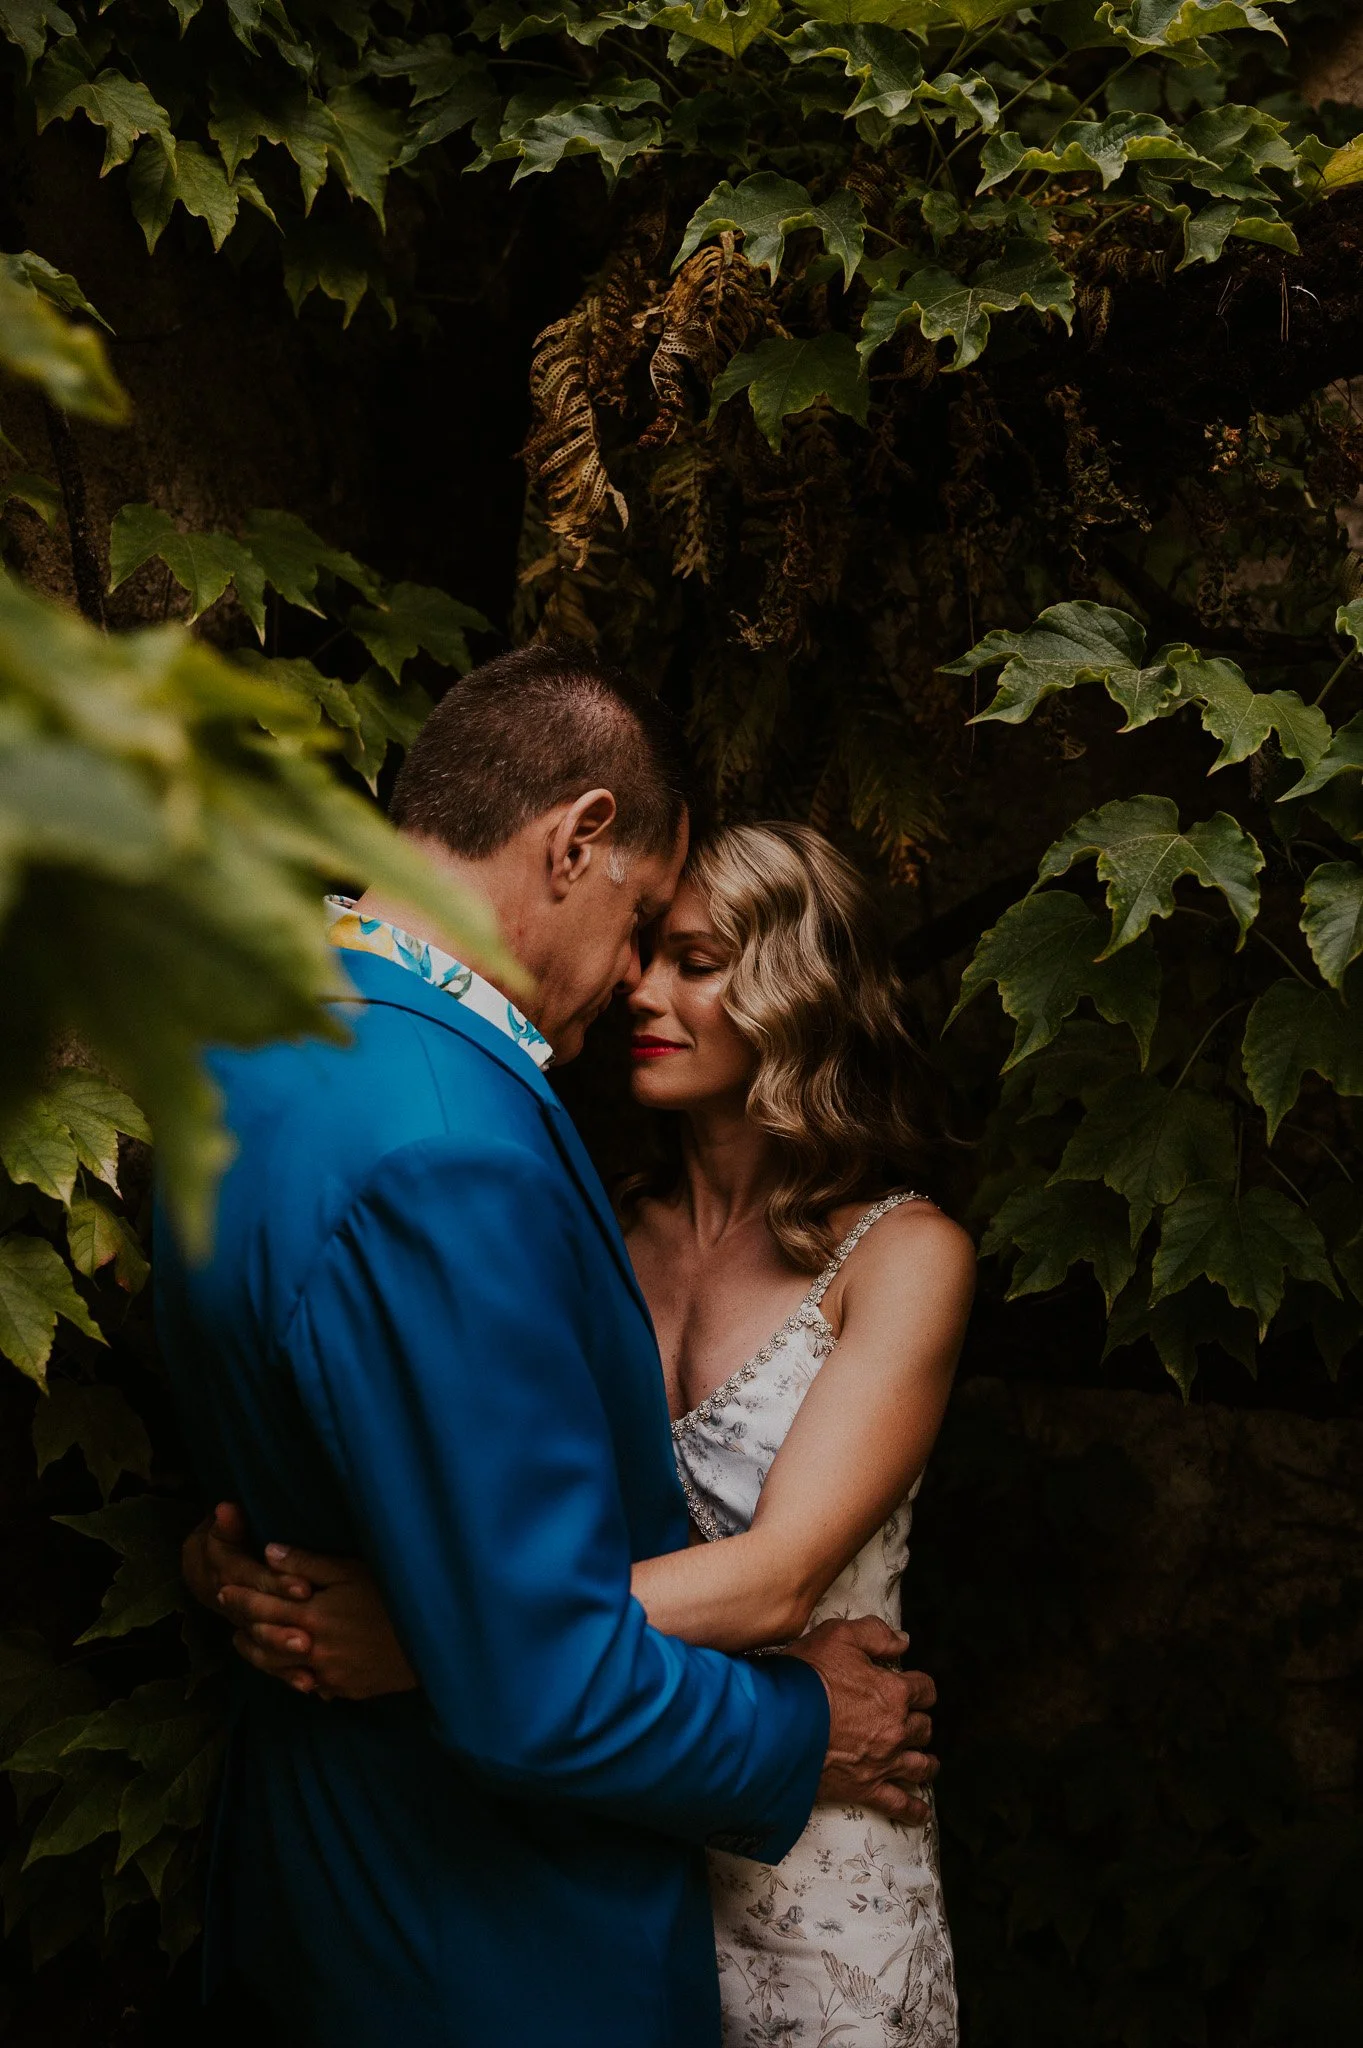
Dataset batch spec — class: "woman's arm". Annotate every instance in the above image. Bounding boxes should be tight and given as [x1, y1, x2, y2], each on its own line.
[630, 1205, 974, 1652]
[194, 1205, 972, 1687]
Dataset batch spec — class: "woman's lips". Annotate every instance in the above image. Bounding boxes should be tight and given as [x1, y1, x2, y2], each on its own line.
[630, 1037, 687, 1060]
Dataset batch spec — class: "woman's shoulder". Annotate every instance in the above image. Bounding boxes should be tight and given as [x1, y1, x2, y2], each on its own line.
[826, 1192, 975, 1313]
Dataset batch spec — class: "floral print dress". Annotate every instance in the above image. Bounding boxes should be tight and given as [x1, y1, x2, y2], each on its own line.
[672, 1194, 959, 2048]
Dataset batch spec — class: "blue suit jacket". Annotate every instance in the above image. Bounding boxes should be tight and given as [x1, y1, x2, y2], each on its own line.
[155, 950, 828, 2048]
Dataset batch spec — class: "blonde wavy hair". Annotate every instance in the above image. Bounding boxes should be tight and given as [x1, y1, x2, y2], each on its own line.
[624, 820, 929, 1271]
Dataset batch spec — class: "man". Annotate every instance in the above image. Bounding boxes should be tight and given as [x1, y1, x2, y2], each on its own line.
[157, 645, 937, 2048]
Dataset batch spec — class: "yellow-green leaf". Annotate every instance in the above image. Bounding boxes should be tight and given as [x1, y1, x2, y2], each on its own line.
[33, 1379, 152, 1500]
[0, 1234, 105, 1387]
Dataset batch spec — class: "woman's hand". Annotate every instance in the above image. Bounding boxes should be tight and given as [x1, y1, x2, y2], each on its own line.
[182, 1502, 418, 1700]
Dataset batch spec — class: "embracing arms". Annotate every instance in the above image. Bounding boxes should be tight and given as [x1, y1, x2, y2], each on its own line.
[630, 1202, 974, 1652]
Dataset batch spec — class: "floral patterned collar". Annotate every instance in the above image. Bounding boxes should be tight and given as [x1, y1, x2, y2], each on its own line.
[324, 896, 553, 1071]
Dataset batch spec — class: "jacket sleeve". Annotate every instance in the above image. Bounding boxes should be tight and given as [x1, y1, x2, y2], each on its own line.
[281, 1133, 828, 1860]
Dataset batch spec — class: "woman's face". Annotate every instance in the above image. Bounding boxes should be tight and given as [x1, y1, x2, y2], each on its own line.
[626, 878, 757, 1110]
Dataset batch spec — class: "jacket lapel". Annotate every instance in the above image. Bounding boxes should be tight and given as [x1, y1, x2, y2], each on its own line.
[332, 951, 656, 1341]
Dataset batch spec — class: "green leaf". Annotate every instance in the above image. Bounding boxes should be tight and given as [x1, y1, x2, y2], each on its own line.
[1280, 711, 1363, 804]
[654, 0, 781, 58]
[1051, 1075, 1235, 1241]
[0, 1, 76, 70]
[1261, 689, 1330, 771]
[709, 333, 868, 450]
[676, 173, 866, 285]
[1096, 1, 1286, 60]
[207, 78, 326, 187]
[311, 85, 408, 224]
[946, 601, 1174, 727]
[24, 1755, 130, 1865]
[348, 583, 489, 684]
[336, 671, 432, 790]
[916, 69, 999, 135]
[1301, 863, 1363, 991]
[232, 652, 363, 738]
[1241, 978, 1363, 1140]
[107, 504, 258, 630]
[0, 270, 129, 425]
[1151, 1181, 1334, 1338]
[2, 251, 110, 332]
[784, 20, 925, 121]
[1168, 649, 1275, 770]
[949, 890, 1160, 1067]
[1104, 1273, 1257, 1396]
[54, 1496, 193, 1643]
[3, 471, 62, 526]
[37, 65, 174, 175]
[239, 509, 382, 611]
[1038, 796, 1263, 954]
[511, 103, 663, 182]
[66, 1194, 149, 1293]
[0, 1094, 79, 1204]
[33, 1380, 152, 1500]
[978, 113, 1199, 193]
[982, 1178, 1136, 1310]
[860, 241, 1075, 372]
[46, 1070, 149, 1189]
[282, 219, 395, 329]
[127, 138, 241, 255]
[1321, 135, 1363, 194]
[0, 1235, 105, 1387]
[0, 1631, 96, 1761]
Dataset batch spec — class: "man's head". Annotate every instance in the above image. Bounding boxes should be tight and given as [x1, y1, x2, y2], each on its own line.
[385, 644, 691, 1061]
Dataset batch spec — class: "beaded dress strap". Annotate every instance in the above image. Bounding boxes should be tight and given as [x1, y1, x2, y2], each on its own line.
[671, 1190, 930, 1440]
[806, 1190, 930, 1310]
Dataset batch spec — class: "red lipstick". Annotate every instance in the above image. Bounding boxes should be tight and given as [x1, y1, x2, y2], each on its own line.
[630, 1036, 686, 1060]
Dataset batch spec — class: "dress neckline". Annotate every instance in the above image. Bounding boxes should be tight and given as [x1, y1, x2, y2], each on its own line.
[670, 1191, 928, 1439]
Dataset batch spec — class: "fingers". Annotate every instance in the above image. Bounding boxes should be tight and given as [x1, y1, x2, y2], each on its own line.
[902, 1712, 933, 1751]
[206, 1534, 310, 1602]
[263, 1540, 357, 1588]
[212, 1501, 250, 1545]
[899, 1667, 937, 1712]
[865, 1783, 931, 1827]
[892, 1750, 940, 1791]
[217, 1586, 315, 1634]
[835, 1616, 910, 1661]
[247, 1621, 314, 1658]
[231, 1630, 317, 1693]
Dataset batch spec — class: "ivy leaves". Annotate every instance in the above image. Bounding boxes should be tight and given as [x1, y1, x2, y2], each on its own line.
[860, 242, 1075, 371]
[952, 583, 1363, 1392]
[0, 568, 504, 1254]
[950, 892, 1160, 1068]
[678, 173, 866, 285]
[710, 332, 868, 446]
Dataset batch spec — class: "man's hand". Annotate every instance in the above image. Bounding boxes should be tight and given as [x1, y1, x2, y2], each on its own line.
[784, 1616, 938, 1825]
[181, 1503, 417, 1700]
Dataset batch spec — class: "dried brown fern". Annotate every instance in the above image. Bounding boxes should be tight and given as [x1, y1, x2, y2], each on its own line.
[522, 249, 661, 571]
[640, 241, 774, 450]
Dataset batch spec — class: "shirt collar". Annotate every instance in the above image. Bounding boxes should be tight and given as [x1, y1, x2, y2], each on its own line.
[324, 896, 553, 1072]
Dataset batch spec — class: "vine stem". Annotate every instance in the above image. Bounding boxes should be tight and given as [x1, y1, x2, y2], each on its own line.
[1171, 1000, 1248, 1091]
[1264, 1153, 1308, 1205]
[1279, 1122, 1354, 1183]
[1250, 923, 1315, 987]
[1314, 647, 1357, 707]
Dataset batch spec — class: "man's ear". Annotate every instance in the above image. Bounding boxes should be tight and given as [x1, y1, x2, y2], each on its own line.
[547, 788, 617, 900]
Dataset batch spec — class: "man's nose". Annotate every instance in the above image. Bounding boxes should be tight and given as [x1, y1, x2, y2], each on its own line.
[615, 936, 643, 996]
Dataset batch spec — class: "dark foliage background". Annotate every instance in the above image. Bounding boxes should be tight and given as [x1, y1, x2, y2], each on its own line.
[0, 3, 1360, 2042]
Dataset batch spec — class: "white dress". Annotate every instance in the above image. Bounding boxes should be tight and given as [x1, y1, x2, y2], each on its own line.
[671, 1194, 959, 2048]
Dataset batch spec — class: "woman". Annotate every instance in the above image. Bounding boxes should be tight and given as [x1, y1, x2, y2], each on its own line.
[187, 821, 975, 2048]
